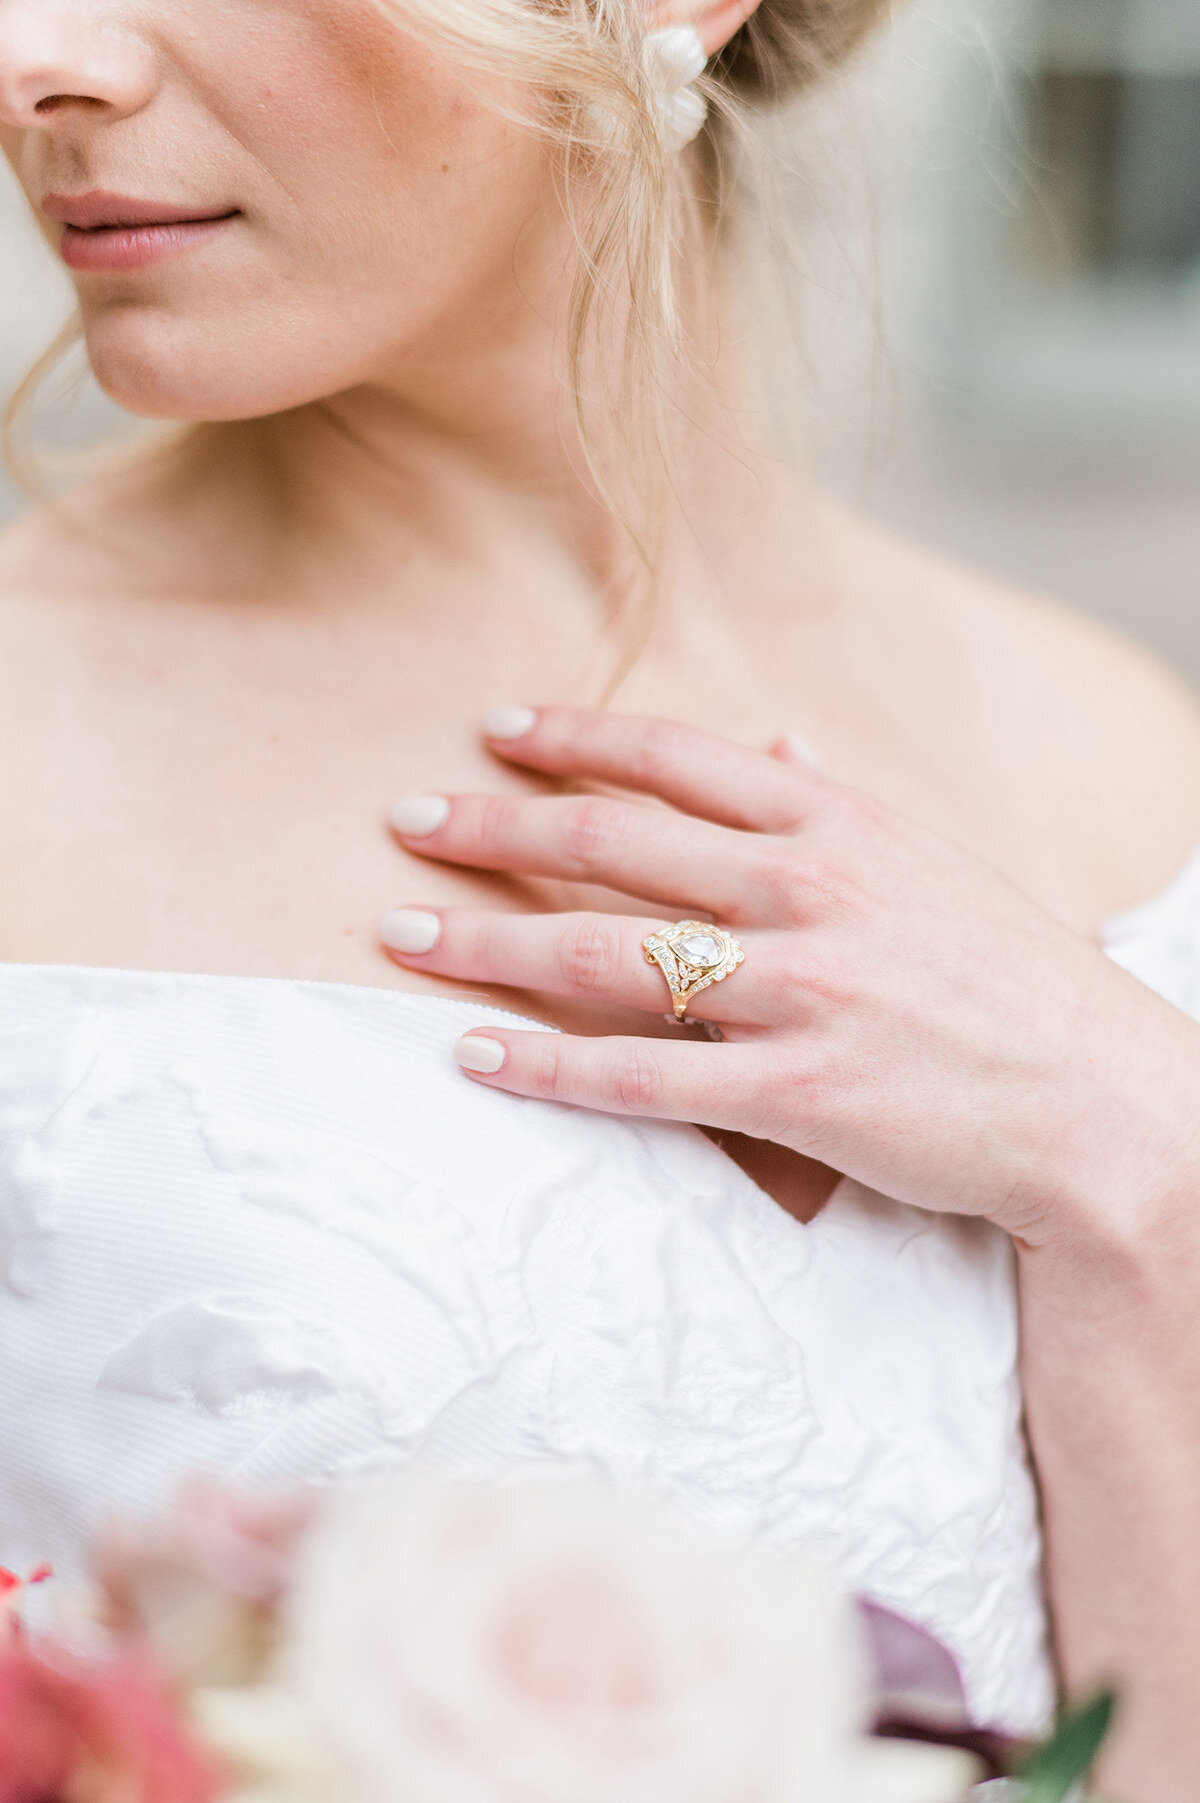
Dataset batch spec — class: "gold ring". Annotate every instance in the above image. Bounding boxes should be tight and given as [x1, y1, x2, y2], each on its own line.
[643, 920, 745, 1024]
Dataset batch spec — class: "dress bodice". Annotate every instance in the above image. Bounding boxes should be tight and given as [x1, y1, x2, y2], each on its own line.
[1, 851, 1198, 1736]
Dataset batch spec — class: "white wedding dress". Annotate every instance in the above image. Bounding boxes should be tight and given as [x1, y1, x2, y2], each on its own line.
[1, 847, 1198, 1734]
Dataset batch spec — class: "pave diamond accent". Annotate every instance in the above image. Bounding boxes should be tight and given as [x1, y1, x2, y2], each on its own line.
[642, 919, 746, 1022]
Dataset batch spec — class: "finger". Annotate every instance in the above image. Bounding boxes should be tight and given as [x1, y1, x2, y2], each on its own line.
[449, 1026, 776, 1135]
[389, 792, 793, 924]
[381, 907, 769, 1024]
[482, 707, 825, 833]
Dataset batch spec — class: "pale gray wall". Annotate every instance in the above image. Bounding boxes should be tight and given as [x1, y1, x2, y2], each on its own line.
[1, 160, 75, 484]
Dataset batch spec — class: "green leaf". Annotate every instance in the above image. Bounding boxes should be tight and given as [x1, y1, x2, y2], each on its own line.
[1018, 1690, 1116, 1803]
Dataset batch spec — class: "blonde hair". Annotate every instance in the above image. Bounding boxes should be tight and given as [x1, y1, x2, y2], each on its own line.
[3, 0, 890, 529]
[382, 0, 889, 503]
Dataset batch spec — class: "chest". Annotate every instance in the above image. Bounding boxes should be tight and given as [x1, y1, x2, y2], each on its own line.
[0, 592, 1081, 977]
[0, 599, 1096, 1225]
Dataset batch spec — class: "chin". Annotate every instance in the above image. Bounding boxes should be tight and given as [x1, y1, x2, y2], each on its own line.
[81, 304, 356, 423]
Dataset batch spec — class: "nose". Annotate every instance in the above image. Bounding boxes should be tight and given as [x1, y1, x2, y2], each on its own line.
[0, 1, 157, 130]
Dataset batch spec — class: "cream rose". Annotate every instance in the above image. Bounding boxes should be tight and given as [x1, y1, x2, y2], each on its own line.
[191, 1683, 338, 1803]
[283, 1474, 975, 1803]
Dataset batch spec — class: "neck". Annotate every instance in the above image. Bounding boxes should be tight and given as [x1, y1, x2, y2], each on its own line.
[76, 251, 818, 671]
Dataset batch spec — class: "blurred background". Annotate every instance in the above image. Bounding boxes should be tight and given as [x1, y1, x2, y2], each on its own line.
[1, 0, 1198, 680]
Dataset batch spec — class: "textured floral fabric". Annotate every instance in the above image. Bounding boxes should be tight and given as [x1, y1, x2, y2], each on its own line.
[0, 865, 1195, 1736]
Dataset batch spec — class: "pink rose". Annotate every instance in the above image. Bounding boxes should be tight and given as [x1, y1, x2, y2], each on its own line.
[0, 1643, 219, 1803]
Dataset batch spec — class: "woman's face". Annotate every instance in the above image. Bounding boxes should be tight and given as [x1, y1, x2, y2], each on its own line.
[0, 0, 558, 419]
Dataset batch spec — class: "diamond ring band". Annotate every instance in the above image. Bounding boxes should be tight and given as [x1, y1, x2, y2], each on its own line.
[643, 920, 745, 1024]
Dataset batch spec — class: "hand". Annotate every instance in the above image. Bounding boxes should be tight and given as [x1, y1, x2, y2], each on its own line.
[383, 707, 1200, 1248]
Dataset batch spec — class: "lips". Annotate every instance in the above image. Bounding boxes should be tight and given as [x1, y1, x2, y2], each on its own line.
[42, 190, 240, 273]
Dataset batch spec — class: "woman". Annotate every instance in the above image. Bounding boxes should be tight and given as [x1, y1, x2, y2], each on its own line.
[0, 0, 1198, 1790]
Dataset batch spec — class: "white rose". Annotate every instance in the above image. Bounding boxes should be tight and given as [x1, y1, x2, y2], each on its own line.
[283, 1474, 974, 1803]
[191, 1682, 338, 1803]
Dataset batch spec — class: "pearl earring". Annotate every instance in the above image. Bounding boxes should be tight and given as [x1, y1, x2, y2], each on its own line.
[643, 25, 708, 151]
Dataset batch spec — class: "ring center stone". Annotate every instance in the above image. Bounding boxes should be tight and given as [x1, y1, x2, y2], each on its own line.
[671, 930, 724, 969]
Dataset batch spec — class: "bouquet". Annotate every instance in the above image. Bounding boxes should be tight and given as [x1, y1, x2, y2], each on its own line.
[0, 1472, 1109, 1803]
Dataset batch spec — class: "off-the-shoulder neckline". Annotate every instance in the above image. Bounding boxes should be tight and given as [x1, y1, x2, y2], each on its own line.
[0, 962, 553, 1023]
[1102, 841, 1200, 944]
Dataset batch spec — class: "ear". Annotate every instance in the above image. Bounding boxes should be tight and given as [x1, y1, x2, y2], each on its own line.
[651, 0, 762, 59]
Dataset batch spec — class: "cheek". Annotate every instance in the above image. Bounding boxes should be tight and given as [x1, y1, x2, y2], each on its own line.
[79, 10, 556, 420]
[82, 145, 550, 420]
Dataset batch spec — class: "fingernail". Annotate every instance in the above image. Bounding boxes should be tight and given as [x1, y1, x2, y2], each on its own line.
[381, 909, 442, 954]
[390, 795, 450, 837]
[782, 730, 823, 769]
[484, 706, 537, 741]
[454, 1034, 507, 1074]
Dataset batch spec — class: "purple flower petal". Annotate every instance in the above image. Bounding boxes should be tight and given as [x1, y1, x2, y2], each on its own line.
[858, 1599, 971, 1727]
[857, 1598, 1023, 1781]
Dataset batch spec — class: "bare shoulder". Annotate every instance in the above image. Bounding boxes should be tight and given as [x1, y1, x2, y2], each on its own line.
[0, 506, 94, 687]
[0, 506, 78, 651]
[0, 491, 160, 788]
[819, 506, 1200, 923]
[0, 473, 136, 602]
[0, 502, 58, 595]
[0, 469, 166, 668]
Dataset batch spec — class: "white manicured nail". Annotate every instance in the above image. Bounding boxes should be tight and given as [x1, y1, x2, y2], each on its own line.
[484, 706, 537, 741]
[783, 730, 823, 769]
[390, 795, 450, 837]
[454, 1035, 507, 1074]
[381, 909, 442, 954]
